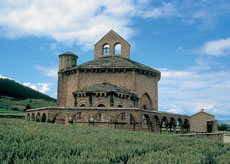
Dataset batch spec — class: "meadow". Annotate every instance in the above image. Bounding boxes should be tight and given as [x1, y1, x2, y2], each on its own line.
[0, 96, 56, 113]
[0, 118, 230, 164]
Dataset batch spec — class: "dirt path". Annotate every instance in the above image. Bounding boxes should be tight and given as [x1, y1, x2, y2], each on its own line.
[224, 135, 230, 143]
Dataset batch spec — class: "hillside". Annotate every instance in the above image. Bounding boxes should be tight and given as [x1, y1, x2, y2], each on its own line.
[0, 78, 56, 114]
[0, 78, 56, 101]
[0, 118, 230, 163]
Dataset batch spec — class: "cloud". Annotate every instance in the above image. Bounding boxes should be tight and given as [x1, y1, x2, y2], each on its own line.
[158, 64, 230, 119]
[138, 2, 178, 19]
[23, 82, 50, 94]
[199, 37, 230, 56]
[0, 0, 137, 49]
[0, 74, 11, 79]
[35, 65, 58, 78]
[1, 0, 219, 49]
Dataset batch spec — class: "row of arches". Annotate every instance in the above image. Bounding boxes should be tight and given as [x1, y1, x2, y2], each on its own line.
[77, 92, 153, 110]
[103, 43, 121, 55]
[79, 103, 124, 108]
[27, 111, 190, 133]
[142, 114, 190, 133]
[27, 113, 47, 122]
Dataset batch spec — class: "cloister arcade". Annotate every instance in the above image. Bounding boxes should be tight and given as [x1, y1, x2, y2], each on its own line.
[26, 107, 190, 134]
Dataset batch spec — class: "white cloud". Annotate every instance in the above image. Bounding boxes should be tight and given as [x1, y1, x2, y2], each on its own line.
[35, 65, 58, 78]
[159, 66, 230, 119]
[23, 82, 50, 94]
[0, 0, 137, 48]
[0, 0, 193, 49]
[200, 37, 230, 56]
[138, 2, 178, 19]
[0, 74, 11, 79]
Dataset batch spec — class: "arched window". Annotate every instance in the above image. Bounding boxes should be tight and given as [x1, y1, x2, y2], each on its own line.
[118, 105, 123, 108]
[97, 104, 105, 107]
[114, 43, 121, 54]
[143, 105, 147, 109]
[80, 104, 86, 107]
[103, 44, 110, 55]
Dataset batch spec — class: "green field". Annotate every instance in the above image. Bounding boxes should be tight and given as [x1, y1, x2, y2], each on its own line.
[0, 119, 230, 164]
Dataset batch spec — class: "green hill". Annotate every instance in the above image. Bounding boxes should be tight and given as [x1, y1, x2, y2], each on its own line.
[0, 78, 56, 101]
[0, 78, 56, 114]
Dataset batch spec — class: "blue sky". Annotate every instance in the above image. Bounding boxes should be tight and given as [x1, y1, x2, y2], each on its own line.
[0, 0, 230, 120]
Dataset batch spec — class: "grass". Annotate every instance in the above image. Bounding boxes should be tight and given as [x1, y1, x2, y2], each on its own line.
[0, 96, 56, 114]
[0, 118, 230, 164]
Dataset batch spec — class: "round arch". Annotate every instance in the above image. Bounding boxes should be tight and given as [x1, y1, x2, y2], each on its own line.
[142, 114, 152, 132]
[183, 119, 190, 133]
[36, 113, 41, 122]
[102, 43, 110, 55]
[169, 117, 177, 133]
[114, 42, 121, 55]
[153, 115, 160, 132]
[31, 113, 35, 121]
[160, 116, 169, 133]
[27, 114, 30, 121]
[41, 113, 46, 122]
[77, 100, 88, 107]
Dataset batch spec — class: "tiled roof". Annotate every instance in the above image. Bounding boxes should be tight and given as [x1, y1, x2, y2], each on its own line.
[77, 55, 160, 75]
[73, 83, 136, 96]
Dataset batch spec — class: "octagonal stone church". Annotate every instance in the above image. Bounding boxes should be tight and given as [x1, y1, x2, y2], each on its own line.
[26, 30, 192, 133]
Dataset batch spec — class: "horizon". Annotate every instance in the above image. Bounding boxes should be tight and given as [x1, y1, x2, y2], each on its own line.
[0, 1, 230, 120]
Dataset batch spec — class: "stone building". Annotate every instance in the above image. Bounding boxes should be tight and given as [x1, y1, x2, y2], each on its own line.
[190, 109, 218, 133]
[26, 30, 191, 133]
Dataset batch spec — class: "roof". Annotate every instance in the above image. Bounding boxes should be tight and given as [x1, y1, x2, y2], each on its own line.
[76, 55, 161, 75]
[59, 51, 78, 57]
[94, 29, 130, 46]
[73, 83, 137, 96]
[191, 111, 215, 118]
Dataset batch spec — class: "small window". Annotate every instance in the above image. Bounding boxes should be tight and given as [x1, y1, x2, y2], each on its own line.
[118, 105, 123, 108]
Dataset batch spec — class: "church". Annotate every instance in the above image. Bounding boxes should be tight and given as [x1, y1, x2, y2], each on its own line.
[26, 30, 217, 134]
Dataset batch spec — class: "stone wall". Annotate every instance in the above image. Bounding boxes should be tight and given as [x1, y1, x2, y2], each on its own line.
[26, 107, 190, 134]
[190, 111, 215, 132]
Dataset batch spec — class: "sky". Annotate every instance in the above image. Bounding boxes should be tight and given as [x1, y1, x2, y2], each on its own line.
[0, 0, 230, 120]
